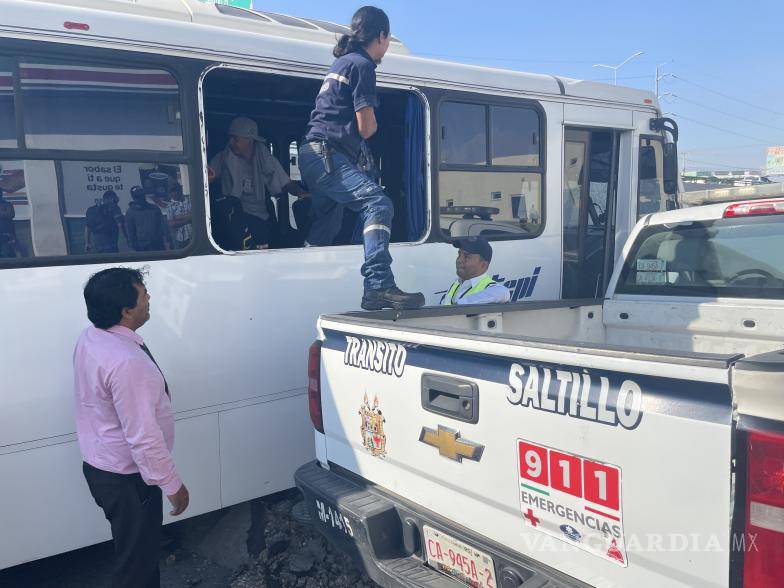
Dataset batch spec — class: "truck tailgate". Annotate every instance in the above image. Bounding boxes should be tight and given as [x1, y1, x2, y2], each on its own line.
[318, 317, 736, 588]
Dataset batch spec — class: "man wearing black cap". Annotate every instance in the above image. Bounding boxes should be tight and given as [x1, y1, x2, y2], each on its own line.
[125, 186, 170, 252]
[440, 236, 511, 305]
[0, 187, 20, 258]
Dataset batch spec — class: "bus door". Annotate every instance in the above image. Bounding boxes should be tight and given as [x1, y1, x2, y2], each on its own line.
[562, 127, 620, 298]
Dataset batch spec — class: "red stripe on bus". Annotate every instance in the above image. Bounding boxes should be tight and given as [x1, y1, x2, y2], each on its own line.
[19, 68, 176, 86]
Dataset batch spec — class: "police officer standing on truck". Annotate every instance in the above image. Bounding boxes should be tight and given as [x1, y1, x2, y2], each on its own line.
[299, 6, 425, 310]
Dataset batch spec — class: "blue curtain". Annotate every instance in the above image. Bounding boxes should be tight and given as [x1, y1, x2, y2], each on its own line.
[403, 95, 426, 241]
[350, 95, 425, 244]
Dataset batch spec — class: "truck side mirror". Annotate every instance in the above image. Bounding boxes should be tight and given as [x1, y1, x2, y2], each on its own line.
[663, 142, 679, 195]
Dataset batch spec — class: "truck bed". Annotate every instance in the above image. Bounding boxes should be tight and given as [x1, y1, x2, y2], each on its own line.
[335, 296, 784, 361]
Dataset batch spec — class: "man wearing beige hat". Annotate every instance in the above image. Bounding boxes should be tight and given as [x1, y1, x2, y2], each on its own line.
[209, 116, 307, 247]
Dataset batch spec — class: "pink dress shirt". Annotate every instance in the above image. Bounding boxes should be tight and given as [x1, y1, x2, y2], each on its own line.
[73, 325, 182, 496]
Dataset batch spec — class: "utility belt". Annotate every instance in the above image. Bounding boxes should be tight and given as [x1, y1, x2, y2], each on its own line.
[301, 139, 338, 174]
[301, 139, 378, 180]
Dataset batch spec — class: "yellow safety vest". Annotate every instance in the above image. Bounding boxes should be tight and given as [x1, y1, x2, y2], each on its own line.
[444, 275, 495, 305]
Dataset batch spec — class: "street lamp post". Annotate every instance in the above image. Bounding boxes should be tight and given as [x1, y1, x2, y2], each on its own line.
[593, 51, 644, 85]
[655, 60, 674, 96]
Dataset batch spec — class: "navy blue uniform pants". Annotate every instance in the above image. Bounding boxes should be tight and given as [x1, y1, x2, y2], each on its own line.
[299, 141, 395, 290]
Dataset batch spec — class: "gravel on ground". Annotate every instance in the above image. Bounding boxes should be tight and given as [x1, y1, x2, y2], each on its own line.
[0, 489, 377, 588]
[229, 490, 376, 588]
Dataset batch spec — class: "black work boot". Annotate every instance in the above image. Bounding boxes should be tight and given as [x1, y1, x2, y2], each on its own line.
[361, 286, 426, 311]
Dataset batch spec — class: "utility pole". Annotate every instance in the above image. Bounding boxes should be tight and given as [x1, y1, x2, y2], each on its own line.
[593, 51, 644, 85]
[655, 60, 674, 96]
[681, 151, 688, 174]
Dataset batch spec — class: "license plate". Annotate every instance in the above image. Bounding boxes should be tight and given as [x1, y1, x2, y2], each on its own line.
[313, 497, 354, 538]
[423, 525, 496, 588]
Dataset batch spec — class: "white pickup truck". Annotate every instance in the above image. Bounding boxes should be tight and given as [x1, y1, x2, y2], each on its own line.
[296, 198, 784, 588]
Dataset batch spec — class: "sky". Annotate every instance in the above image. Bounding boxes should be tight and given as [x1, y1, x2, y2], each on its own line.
[252, 0, 784, 172]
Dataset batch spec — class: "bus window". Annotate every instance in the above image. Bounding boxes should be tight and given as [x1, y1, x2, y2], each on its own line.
[0, 58, 16, 148]
[491, 105, 539, 166]
[440, 102, 486, 165]
[439, 171, 542, 236]
[19, 60, 183, 151]
[638, 137, 666, 217]
[438, 100, 544, 239]
[202, 68, 427, 250]
[0, 160, 191, 259]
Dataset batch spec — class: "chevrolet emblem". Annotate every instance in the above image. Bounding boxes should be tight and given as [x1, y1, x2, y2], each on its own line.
[419, 425, 484, 462]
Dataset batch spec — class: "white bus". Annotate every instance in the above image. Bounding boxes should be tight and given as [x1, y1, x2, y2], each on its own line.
[0, 0, 678, 568]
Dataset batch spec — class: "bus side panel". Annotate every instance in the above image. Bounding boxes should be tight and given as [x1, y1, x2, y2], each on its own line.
[0, 413, 221, 569]
[0, 441, 110, 569]
[164, 413, 222, 523]
[218, 393, 314, 507]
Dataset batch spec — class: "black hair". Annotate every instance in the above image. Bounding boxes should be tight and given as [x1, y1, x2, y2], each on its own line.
[83, 267, 146, 329]
[102, 190, 118, 201]
[333, 6, 390, 58]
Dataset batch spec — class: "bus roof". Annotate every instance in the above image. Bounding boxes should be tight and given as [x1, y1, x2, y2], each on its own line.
[25, 0, 413, 54]
[5, 0, 659, 108]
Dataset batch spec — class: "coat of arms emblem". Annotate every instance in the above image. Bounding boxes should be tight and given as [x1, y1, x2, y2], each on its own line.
[359, 393, 387, 457]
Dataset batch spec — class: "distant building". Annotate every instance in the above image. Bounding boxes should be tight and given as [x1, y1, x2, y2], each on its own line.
[766, 147, 784, 181]
[682, 169, 769, 190]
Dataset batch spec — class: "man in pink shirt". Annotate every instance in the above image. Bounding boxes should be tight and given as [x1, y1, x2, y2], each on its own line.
[74, 267, 189, 587]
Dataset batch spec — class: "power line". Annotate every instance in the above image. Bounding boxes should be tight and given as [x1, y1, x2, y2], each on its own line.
[683, 156, 760, 170]
[667, 93, 784, 133]
[415, 54, 601, 64]
[672, 75, 784, 117]
[670, 112, 781, 145]
[590, 74, 655, 82]
[684, 143, 771, 152]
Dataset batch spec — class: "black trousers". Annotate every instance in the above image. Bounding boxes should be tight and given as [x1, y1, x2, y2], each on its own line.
[82, 462, 162, 588]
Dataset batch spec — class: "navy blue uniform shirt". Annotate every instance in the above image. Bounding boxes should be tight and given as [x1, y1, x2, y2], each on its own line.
[305, 48, 379, 161]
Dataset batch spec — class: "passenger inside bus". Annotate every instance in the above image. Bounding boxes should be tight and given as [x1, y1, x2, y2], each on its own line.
[208, 116, 308, 249]
[84, 190, 126, 254]
[202, 68, 426, 251]
[0, 57, 195, 261]
[159, 183, 193, 250]
[0, 186, 23, 258]
[125, 186, 171, 252]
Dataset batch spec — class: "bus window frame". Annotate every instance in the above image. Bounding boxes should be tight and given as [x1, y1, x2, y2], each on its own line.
[198, 63, 433, 254]
[430, 90, 547, 244]
[0, 38, 209, 269]
[636, 134, 666, 219]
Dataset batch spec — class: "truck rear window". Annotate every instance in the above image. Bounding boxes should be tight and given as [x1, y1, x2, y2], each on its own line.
[616, 215, 784, 299]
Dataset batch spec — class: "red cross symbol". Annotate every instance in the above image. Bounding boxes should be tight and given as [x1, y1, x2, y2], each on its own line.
[523, 508, 540, 527]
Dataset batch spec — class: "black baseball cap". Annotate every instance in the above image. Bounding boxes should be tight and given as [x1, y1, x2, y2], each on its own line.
[130, 186, 148, 200]
[453, 236, 492, 262]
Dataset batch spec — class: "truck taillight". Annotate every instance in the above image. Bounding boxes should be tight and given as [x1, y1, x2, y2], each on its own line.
[743, 430, 784, 586]
[724, 199, 784, 218]
[308, 340, 324, 433]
